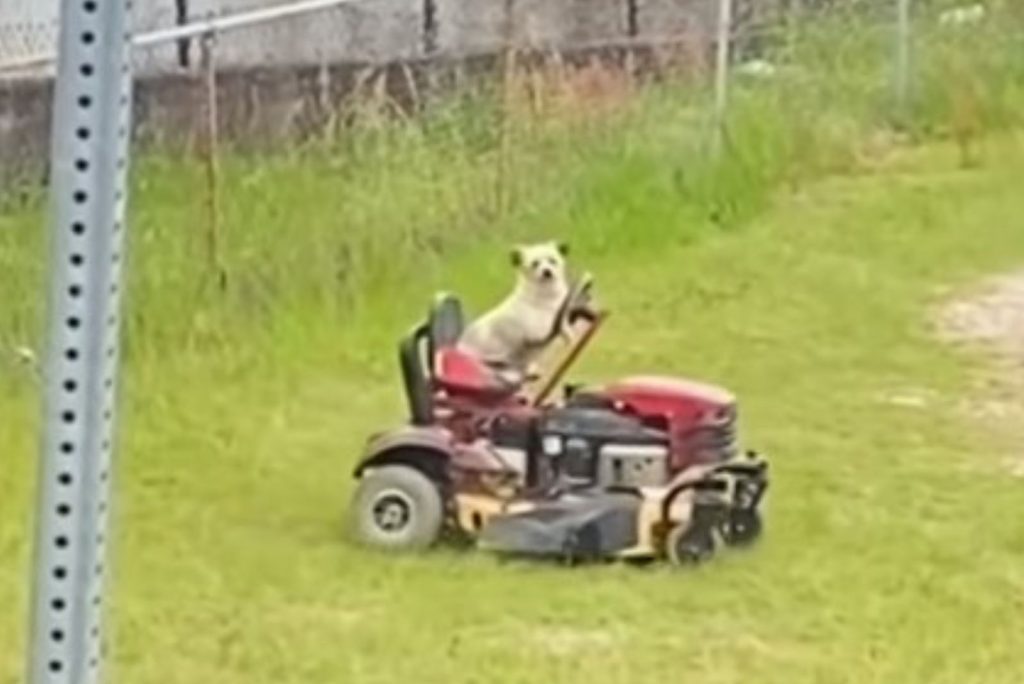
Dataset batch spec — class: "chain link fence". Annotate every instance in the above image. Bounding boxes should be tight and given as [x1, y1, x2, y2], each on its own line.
[0, 0, 1017, 204]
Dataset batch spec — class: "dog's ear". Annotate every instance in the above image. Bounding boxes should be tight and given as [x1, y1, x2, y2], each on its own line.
[510, 246, 524, 267]
[556, 241, 569, 257]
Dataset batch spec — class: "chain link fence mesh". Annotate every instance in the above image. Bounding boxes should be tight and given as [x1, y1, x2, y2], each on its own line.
[0, 0, 1016, 200]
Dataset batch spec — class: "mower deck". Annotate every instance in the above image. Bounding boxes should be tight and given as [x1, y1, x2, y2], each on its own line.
[477, 492, 641, 561]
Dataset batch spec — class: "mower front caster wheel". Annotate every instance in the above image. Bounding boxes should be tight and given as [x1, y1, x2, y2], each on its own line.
[350, 465, 444, 552]
[720, 508, 763, 547]
[666, 519, 717, 566]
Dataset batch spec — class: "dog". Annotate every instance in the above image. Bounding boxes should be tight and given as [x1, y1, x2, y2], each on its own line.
[458, 240, 571, 384]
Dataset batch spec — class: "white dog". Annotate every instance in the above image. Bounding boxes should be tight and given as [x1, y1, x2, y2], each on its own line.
[458, 241, 571, 383]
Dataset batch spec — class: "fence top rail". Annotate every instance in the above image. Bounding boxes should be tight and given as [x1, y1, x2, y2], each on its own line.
[0, 0, 357, 75]
[133, 0, 358, 47]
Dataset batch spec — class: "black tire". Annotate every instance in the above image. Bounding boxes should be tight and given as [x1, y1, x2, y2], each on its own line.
[350, 465, 444, 552]
[666, 517, 717, 565]
[720, 508, 763, 547]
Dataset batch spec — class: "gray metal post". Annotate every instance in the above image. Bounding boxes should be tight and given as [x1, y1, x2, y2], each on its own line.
[26, 0, 134, 682]
[712, 0, 734, 158]
[895, 0, 911, 118]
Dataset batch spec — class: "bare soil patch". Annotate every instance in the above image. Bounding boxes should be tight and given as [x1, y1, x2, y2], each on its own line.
[935, 270, 1024, 475]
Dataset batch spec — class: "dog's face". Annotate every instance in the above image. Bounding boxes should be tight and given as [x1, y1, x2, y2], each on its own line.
[511, 241, 569, 288]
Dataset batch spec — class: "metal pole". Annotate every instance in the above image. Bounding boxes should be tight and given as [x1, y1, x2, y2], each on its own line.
[712, 0, 733, 159]
[199, 32, 227, 291]
[26, 0, 134, 681]
[895, 0, 911, 120]
[132, 0, 358, 47]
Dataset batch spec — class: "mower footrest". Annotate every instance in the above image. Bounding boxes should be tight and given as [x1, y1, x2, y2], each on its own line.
[478, 494, 640, 561]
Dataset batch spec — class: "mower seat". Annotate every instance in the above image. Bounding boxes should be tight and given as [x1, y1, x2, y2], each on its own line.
[425, 293, 519, 404]
[434, 346, 519, 400]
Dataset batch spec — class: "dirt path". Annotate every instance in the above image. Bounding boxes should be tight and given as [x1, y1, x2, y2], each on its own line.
[936, 270, 1024, 475]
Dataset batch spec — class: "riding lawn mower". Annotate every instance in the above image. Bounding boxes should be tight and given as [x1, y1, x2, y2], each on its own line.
[348, 274, 769, 565]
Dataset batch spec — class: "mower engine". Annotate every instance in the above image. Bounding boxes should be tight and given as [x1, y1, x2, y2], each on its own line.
[533, 408, 668, 490]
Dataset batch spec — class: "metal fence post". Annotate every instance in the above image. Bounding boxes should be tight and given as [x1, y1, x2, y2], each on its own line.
[25, 0, 134, 681]
[712, 0, 734, 159]
[895, 0, 912, 120]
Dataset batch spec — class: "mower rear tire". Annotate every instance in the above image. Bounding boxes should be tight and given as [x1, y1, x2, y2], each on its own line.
[350, 465, 444, 552]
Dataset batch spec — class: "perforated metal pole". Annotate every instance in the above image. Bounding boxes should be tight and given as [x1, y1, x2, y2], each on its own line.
[26, 0, 134, 682]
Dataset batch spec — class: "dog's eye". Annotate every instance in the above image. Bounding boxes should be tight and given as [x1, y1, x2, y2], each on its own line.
[530, 260, 541, 270]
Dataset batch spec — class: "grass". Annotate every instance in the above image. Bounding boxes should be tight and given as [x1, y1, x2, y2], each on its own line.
[6, 134, 1024, 684]
[4, 6, 1024, 683]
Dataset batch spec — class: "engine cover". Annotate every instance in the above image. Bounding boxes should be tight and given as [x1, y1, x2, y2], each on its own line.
[536, 407, 668, 489]
[597, 443, 669, 488]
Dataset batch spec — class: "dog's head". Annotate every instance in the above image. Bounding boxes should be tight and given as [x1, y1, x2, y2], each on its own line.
[511, 241, 569, 289]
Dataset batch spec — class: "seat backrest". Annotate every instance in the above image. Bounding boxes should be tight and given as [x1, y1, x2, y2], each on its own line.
[427, 293, 464, 365]
[398, 294, 465, 425]
[399, 324, 433, 425]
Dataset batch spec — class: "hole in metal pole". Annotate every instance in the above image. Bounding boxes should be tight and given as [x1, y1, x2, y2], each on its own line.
[70, 254, 84, 267]
[51, 598, 67, 611]
[71, 221, 86, 234]
[54, 536, 69, 549]
[58, 473, 73, 486]
[56, 504, 71, 516]
[80, 63, 95, 77]
[61, 411, 76, 424]
[69, 285, 83, 298]
[65, 348, 80, 361]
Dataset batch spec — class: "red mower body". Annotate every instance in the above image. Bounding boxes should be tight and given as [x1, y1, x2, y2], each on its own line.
[349, 274, 769, 565]
[603, 376, 736, 422]
[580, 376, 740, 471]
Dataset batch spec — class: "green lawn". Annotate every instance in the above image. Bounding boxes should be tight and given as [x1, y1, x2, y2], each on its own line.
[3, 130, 1024, 683]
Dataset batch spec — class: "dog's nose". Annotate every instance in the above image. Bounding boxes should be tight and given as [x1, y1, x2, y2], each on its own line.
[540, 268, 554, 280]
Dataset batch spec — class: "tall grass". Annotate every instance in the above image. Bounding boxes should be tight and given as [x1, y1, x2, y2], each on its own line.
[1, 3, 1021, 370]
